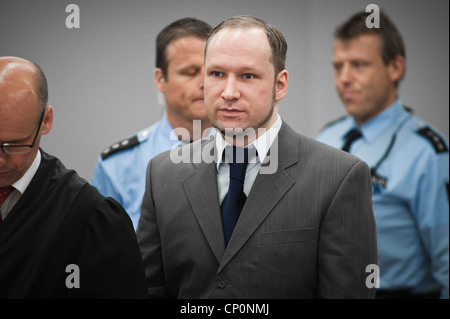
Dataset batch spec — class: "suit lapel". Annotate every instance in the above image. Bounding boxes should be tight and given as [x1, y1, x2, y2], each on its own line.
[183, 138, 226, 263]
[218, 123, 299, 272]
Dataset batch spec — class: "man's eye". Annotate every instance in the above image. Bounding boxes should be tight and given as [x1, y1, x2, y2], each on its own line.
[212, 71, 222, 77]
[353, 61, 365, 68]
[333, 63, 342, 71]
[243, 74, 254, 80]
[182, 69, 199, 76]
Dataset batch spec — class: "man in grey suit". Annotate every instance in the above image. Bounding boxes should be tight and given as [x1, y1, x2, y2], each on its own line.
[137, 16, 377, 299]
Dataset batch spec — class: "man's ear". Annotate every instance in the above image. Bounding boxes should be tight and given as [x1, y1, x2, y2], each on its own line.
[41, 106, 53, 135]
[154, 68, 166, 93]
[275, 70, 289, 101]
[388, 55, 405, 84]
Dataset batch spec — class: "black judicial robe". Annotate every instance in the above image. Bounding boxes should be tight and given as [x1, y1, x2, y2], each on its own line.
[0, 151, 148, 298]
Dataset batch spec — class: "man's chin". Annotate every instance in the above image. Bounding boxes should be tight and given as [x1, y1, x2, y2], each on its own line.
[187, 110, 209, 122]
[344, 102, 362, 116]
[214, 121, 245, 134]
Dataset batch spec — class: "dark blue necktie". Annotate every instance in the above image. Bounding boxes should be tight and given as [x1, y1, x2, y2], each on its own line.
[342, 128, 362, 152]
[221, 147, 249, 246]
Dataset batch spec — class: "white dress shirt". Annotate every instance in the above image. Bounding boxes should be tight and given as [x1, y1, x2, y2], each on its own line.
[215, 115, 282, 204]
[1, 150, 41, 220]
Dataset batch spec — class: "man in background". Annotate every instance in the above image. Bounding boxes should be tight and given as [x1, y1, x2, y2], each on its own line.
[0, 56, 148, 298]
[92, 18, 212, 229]
[317, 10, 449, 298]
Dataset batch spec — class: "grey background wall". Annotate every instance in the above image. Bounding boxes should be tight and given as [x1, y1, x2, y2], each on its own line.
[1, 0, 448, 181]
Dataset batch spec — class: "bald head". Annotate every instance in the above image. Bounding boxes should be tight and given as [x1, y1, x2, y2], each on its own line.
[0, 56, 48, 117]
[0, 57, 53, 188]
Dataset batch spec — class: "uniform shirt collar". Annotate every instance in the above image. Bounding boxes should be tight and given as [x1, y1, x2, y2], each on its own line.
[162, 113, 178, 142]
[215, 115, 282, 171]
[160, 113, 215, 147]
[355, 98, 404, 143]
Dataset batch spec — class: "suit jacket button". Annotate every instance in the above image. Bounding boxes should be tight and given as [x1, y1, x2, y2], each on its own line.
[217, 279, 227, 289]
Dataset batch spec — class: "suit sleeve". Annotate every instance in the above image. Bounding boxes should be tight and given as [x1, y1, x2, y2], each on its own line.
[136, 160, 169, 298]
[318, 160, 378, 299]
[74, 196, 149, 298]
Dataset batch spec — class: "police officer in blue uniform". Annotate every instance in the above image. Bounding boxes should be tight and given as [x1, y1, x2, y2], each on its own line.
[92, 18, 213, 229]
[318, 10, 449, 298]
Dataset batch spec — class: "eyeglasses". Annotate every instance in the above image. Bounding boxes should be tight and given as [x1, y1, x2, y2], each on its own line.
[0, 108, 46, 155]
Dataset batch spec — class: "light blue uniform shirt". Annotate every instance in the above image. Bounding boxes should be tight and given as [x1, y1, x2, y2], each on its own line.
[92, 114, 184, 229]
[317, 99, 449, 298]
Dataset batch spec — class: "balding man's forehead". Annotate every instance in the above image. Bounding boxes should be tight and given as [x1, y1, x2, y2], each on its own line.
[0, 87, 36, 107]
[0, 59, 37, 81]
[0, 58, 40, 87]
[0, 58, 41, 112]
[0, 56, 36, 65]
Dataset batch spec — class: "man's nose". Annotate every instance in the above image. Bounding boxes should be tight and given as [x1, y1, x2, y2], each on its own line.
[337, 63, 353, 84]
[0, 148, 8, 166]
[198, 68, 205, 90]
[221, 77, 240, 101]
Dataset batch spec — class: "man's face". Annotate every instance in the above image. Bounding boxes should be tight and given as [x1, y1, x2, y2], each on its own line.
[0, 89, 41, 188]
[333, 34, 399, 125]
[204, 28, 287, 139]
[156, 36, 208, 123]
[0, 59, 53, 188]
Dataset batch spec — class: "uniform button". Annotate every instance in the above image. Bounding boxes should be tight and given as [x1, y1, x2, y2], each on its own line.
[217, 279, 227, 289]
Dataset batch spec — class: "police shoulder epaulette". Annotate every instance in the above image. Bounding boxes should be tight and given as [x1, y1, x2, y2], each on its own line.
[320, 115, 348, 131]
[416, 126, 448, 154]
[101, 134, 140, 160]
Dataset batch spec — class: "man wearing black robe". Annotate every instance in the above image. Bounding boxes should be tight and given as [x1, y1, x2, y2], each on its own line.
[0, 56, 148, 298]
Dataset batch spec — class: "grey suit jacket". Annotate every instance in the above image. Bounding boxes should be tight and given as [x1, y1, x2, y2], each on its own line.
[137, 121, 377, 299]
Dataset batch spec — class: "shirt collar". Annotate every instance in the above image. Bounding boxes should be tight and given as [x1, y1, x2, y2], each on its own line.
[162, 113, 179, 142]
[215, 115, 282, 171]
[12, 150, 41, 194]
[354, 98, 404, 143]
[161, 113, 216, 147]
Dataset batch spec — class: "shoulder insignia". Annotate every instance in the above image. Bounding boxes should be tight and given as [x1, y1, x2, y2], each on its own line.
[403, 105, 414, 113]
[417, 127, 448, 154]
[320, 115, 348, 131]
[101, 135, 140, 160]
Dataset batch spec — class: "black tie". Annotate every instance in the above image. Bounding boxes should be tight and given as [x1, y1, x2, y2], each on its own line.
[342, 128, 362, 152]
[221, 147, 249, 246]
